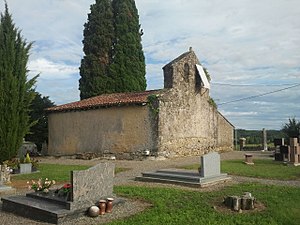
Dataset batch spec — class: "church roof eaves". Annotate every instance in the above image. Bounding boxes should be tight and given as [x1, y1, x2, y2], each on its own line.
[46, 90, 162, 113]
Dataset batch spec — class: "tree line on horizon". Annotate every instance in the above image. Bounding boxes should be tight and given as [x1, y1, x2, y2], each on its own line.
[236, 118, 300, 145]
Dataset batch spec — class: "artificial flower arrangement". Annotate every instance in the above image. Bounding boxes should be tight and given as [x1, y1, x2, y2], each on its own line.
[27, 178, 55, 193]
[55, 183, 72, 196]
[53, 183, 72, 201]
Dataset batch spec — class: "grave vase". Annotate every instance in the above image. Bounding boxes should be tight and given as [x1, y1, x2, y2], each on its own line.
[19, 163, 32, 174]
[99, 200, 106, 215]
[106, 198, 114, 213]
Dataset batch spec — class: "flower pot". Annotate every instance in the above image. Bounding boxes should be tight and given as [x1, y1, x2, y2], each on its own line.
[106, 198, 114, 213]
[19, 163, 32, 174]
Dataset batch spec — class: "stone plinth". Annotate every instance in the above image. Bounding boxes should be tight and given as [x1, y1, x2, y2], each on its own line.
[244, 154, 254, 165]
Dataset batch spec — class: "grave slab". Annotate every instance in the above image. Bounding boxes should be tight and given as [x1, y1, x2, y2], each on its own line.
[1, 162, 115, 224]
[136, 152, 231, 187]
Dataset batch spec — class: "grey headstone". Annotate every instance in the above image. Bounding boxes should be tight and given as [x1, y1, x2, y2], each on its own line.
[70, 162, 114, 210]
[200, 152, 221, 177]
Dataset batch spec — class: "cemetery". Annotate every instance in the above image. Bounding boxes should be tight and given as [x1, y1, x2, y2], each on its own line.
[0, 147, 299, 224]
[0, 1, 299, 224]
[0, 91, 298, 225]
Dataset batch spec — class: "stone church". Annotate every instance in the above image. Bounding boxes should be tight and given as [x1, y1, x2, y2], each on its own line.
[46, 48, 234, 159]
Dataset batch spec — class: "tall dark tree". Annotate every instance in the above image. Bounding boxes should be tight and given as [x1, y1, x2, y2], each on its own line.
[79, 0, 146, 99]
[25, 92, 55, 151]
[0, 4, 37, 162]
[79, 0, 115, 99]
[109, 0, 146, 93]
[282, 117, 300, 139]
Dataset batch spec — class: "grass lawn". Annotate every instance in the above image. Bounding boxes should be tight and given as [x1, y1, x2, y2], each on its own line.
[8, 162, 300, 224]
[111, 184, 300, 225]
[11, 164, 90, 182]
[181, 159, 300, 180]
[11, 164, 129, 182]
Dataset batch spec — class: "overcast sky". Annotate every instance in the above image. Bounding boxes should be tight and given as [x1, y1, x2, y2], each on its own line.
[1, 0, 299, 130]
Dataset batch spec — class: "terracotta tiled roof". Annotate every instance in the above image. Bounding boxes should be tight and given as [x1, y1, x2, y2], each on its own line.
[46, 90, 161, 112]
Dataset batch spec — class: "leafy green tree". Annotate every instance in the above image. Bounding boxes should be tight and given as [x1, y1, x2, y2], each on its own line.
[109, 0, 146, 93]
[79, 0, 146, 99]
[25, 92, 55, 151]
[0, 4, 37, 162]
[79, 0, 115, 99]
[281, 117, 300, 138]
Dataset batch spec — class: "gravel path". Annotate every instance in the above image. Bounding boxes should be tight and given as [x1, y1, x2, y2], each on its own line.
[1, 150, 299, 225]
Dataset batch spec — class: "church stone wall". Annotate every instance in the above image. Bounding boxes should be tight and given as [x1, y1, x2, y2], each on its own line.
[157, 49, 233, 157]
[217, 112, 234, 151]
[48, 106, 157, 159]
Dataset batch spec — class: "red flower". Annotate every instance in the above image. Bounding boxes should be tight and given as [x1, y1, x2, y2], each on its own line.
[63, 183, 72, 189]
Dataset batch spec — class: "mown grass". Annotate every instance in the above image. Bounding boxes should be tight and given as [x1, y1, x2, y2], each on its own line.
[181, 159, 300, 180]
[11, 164, 90, 182]
[110, 184, 300, 225]
[11, 164, 129, 182]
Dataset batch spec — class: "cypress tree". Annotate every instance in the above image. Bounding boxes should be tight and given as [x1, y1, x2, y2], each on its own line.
[79, 0, 115, 99]
[0, 4, 37, 162]
[79, 0, 146, 99]
[110, 0, 146, 93]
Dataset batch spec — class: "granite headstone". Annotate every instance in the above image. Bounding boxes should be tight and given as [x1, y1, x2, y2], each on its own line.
[200, 152, 221, 177]
[70, 162, 115, 210]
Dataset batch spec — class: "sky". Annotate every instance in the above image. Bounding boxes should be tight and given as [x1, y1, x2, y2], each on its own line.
[1, 0, 299, 130]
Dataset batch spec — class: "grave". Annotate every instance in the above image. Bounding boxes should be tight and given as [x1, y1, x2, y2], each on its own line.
[289, 138, 300, 166]
[0, 164, 16, 196]
[273, 137, 300, 166]
[262, 128, 268, 151]
[136, 152, 230, 187]
[1, 162, 115, 224]
[224, 192, 255, 211]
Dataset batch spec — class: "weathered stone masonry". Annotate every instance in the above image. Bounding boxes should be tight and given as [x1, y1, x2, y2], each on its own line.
[47, 49, 234, 159]
[156, 49, 234, 157]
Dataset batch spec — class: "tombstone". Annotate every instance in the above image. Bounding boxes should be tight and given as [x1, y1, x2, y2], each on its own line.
[18, 140, 38, 157]
[200, 152, 221, 177]
[262, 128, 267, 151]
[239, 138, 246, 151]
[136, 152, 230, 187]
[289, 138, 300, 166]
[274, 138, 284, 146]
[1, 162, 115, 224]
[41, 141, 48, 156]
